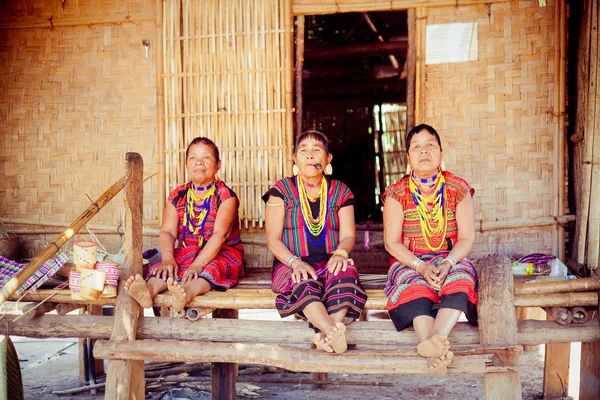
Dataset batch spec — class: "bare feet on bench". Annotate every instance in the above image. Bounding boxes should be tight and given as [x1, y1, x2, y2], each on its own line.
[428, 350, 454, 377]
[324, 322, 348, 354]
[167, 278, 187, 312]
[313, 332, 334, 353]
[417, 333, 451, 358]
[125, 274, 153, 308]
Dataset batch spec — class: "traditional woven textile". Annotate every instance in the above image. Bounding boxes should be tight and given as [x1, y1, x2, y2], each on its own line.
[13, 253, 69, 294]
[0, 257, 25, 287]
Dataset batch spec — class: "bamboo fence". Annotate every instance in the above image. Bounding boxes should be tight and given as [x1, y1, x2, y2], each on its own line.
[161, 0, 294, 227]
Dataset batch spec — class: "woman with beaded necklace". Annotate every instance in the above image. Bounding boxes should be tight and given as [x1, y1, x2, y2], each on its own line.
[125, 137, 246, 313]
[382, 124, 477, 376]
[263, 131, 367, 354]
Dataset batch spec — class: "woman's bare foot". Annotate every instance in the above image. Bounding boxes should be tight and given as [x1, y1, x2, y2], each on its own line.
[417, 333, 451, 358]
[167, 278, 187, 312]
[124, 274, 153, 308]
[428, 351, 454, 377]
[324, 322, 347, 354]
[313, 332, 334, 353]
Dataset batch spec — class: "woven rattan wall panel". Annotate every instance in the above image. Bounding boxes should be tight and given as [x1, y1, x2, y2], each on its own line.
[0, 20, 159, 231]
[425, 1, 557, 258]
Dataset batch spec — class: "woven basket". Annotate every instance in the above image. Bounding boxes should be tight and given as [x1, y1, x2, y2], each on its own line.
[0, 236, 19, 260]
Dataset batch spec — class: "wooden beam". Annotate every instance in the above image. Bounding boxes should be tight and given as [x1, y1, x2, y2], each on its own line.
[94, 340, 521, 375]
[20, 302, 58, 320]
[305, 41, 408, 59]
[477, 254, 522, 400]
[580, 341, 600, 400]
[13, 288, 600, 309]
[104, 153, 145, 400]
[543, 314, 570, 398]
[291, 0, 510, 16]
[6, 315, 600, 346]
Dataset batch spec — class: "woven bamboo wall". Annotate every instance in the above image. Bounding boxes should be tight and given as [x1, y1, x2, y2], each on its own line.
[0, 0, 159, 255]
[161, 0, 293, 228]
[425, 1, 559, 258]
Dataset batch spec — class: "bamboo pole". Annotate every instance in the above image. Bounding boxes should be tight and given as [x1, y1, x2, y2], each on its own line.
[588, 0, 600, 271]
[5, 315, 600, 346]
[291, 0, 510, 15]
[295, 15, 305, 139]
[283, 0, 294, 176]
[578, 0, 598, 264]
[0, 177, 126, 305]
[514, 277, 600, 295]
[156, 0, 165, 223]
[406, 9, 416, 131]
[15, 288, 599, 309]
[414, 7, 426, 124]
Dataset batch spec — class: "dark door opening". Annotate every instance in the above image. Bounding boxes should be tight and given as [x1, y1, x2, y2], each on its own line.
[296, 11, 410, 223]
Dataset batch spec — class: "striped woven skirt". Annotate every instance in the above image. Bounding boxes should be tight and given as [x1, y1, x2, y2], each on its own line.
[147, 245, 245, 291]
[271, 261, 367, 321]
[385, 252, 478, 331]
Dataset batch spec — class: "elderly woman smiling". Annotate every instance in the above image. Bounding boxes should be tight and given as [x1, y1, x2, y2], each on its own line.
[263, 130, 367, 354]
[125, 137, 246, 312]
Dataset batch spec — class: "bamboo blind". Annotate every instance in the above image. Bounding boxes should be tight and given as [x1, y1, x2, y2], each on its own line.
[425, 1, 560, 258]
[378, 104, 408, 189]
[161, 0, 293, 227]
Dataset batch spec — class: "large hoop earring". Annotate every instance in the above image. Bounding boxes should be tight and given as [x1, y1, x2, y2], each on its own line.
[440, 160, 447, 172]
[324, 164, 333, 175]
[405, 164, 412, 175]
[292, 164, 300, 176]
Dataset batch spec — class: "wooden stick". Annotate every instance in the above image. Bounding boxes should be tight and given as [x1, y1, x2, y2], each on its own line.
[56, 303, 84, 316]
[94, 340, 521, 374]
[6, 315, 600, 346]
[544, 307, 573, 325]
[571, 306, 590, 324]
[0, 176, 126, 305]
[21, 302, 58, 320]
[156, 0, 166, 224]
[514, 278, 600, 295]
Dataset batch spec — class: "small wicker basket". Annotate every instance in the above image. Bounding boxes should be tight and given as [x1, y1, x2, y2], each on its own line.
[0, 220, 20, 260]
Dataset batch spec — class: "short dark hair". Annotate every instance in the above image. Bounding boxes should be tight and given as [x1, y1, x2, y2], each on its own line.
[406, 124, 442, 151]
[294, 130, 330, 154]
[186, 137, 220, 162]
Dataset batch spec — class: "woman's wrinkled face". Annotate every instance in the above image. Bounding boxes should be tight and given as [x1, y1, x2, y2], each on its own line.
[407, 130, 442, 177]
[186, 143, 220, 183]
[294, 137, 332, 179]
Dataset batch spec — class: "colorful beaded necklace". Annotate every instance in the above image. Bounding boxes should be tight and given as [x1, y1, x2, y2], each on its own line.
[297, 176, 328, 245]
[409, 172, 447, 251]
[182, 183, 216, 247]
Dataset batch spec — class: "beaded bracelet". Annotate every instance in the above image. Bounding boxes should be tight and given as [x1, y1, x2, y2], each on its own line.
[333, 249, 349, 258]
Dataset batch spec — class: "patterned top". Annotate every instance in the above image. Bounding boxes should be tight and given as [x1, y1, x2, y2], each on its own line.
[263, 176, 354, 257]
[381, 171, 474, 255]
[168, 180, 244, 252]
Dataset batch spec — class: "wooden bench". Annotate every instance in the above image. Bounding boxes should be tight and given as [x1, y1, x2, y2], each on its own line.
[4, 153, 600, 400]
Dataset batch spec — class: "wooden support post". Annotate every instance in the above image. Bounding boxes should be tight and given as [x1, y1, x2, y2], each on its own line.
[580, 340, 600, 400]
[543, 312, 570, 397]
[477, 254, 522, 400]
[104, 153, 145, 399]
[79, 305, 106, 383]
[211, 309, 238, 400]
